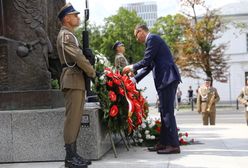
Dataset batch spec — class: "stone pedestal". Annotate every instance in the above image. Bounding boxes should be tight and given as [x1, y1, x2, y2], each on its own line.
[0, 90, 64, 110]
[0, 103, 113, 163]
[77, 103, 114, 160]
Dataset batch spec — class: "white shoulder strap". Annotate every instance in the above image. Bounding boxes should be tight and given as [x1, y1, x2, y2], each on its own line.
[61, 31, 76, 68]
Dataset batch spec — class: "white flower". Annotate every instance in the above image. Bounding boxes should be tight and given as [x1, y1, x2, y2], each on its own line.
[141, 123, 146, 129]
[99, 75, 105, 81]
[150, 135, 156, 140]
[149, 122, 155, 128]
[138, 139, 143, 143]
[138, 133, 142, 138]
[146, 135, 151, 139]
[145, 130, 150, 135]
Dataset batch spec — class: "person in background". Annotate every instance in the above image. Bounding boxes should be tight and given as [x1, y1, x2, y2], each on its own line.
[197, 77, 220, 125]
[57, 3, 95, 168]
[175, 87, 182, 111]
[112, 41, 129, 69]
[188, 86, 193, 104]
[123, 24, 181, 154]
[237, 77, 248, 125]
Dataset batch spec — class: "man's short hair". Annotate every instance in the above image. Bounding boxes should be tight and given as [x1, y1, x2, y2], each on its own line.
[135, 24, 149, 32]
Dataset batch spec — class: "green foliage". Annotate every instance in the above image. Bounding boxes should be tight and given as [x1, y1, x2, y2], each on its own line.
[51, 79, 59, 89]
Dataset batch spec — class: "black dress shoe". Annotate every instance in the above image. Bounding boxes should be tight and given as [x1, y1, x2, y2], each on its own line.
[157, 146, 180, 154]
[148, 144, 166, 152]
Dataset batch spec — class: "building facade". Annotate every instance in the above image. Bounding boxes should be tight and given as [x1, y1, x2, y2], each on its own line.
[123, 1, 157, 28]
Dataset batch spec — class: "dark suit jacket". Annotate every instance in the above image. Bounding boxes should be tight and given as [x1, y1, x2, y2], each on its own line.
[133, 33, 181, 91]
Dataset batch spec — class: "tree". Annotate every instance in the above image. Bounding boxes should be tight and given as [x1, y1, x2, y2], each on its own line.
[175, 0, 229, 84]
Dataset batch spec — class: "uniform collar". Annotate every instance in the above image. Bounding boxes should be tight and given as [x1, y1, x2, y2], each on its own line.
[61, 26, 74, 33]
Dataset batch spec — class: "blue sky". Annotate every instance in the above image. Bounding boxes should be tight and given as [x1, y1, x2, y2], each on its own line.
[67, 0, 245, 25]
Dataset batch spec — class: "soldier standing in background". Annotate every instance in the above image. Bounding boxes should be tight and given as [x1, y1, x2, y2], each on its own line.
[57, 3, 95, 168]
[197, 77, 220, 125]
[112, 41, 129, 69]
[237, 77, 248, 125]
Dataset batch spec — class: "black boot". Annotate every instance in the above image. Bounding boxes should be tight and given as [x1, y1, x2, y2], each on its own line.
[65, 144, 88, 168]
[72, 142, 92, 165]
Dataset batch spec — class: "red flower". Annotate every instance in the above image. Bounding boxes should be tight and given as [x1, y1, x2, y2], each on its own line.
[133, 100, 141, 112]
[155, 120, 161, 125]
[155, 126, 161, 133]
[109, 105, 118, 117]
[179, 138, 188, 145]
[119, 87, 125, 96]
[185, 132, 188, 137]
[113, 78, 121, 85]
[128, 92, 134, 99]
[108, 91, 117, 102]
[106, 71, 113, 78]
[106, 81, 113, 87]
[127, 117, 133, 133]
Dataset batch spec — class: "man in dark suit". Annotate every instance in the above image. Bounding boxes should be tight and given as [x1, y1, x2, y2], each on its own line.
[123, 24, 181, 154]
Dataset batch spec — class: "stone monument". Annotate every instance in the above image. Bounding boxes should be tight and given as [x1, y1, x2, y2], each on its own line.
[0, 0, 115, 163]
[0, 0, 64, 110]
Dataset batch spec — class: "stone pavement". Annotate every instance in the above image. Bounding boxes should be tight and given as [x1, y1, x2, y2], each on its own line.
[0, 106, 247, 168]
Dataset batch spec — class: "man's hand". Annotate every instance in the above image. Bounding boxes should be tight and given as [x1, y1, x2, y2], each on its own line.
[83, 48, 95, 65]
[122, 65, 133, 74]
[130, 77, 136, 84]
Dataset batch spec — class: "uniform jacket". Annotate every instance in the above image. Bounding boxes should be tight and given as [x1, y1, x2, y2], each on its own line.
[56, 26, 95, 91]
[238, 86, 248, 108]
[133, 33, 181, 91]
[114, 53, 128, 69]
[197, 85, 220, 113]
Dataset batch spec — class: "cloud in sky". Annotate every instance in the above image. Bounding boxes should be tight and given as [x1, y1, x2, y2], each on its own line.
[67, 0, 245, 25]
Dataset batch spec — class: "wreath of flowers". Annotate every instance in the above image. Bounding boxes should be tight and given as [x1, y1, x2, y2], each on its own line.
[93, 54, 149, 134]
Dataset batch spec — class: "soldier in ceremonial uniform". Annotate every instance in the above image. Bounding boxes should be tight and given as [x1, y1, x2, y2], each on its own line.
[197, 77, 220, 125]
[112, 41, 129, 69]
[57, 3, 95, 168]
[237, 77, 248, 125]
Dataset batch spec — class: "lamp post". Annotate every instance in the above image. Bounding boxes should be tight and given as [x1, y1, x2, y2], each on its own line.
[228, 72, 232, 104]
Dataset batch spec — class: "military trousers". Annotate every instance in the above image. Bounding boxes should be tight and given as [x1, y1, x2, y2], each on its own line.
[202, 111, 216, 125]
[63, 89, 85, 144]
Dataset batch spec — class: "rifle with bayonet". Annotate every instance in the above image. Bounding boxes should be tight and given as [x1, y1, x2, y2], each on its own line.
[82, 0, 97, 102]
